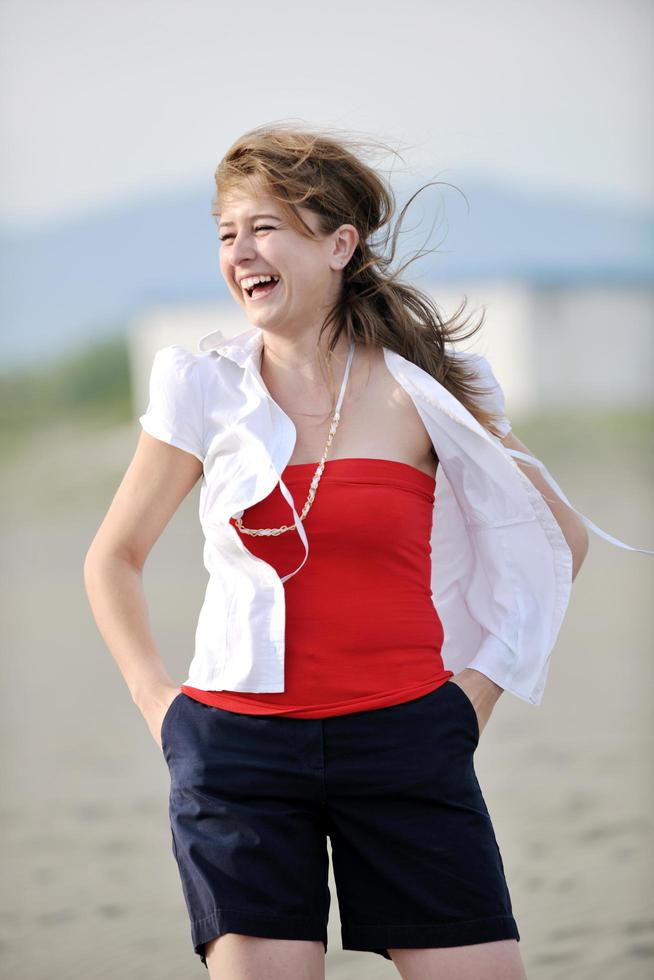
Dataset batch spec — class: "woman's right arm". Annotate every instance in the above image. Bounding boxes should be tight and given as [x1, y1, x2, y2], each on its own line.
[83, 430, 203, 746]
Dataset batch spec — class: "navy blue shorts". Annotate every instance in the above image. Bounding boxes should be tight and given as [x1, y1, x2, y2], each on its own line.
[160, 679, 520, 968]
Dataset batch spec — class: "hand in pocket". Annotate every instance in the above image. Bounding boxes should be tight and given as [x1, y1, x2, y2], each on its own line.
[447, 670, 504, 740]
[141, 686, 182, 751]
[448, 674, 483, 739]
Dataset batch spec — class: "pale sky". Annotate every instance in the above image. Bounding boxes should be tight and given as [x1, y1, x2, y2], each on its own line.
[1, 0, 652, 230]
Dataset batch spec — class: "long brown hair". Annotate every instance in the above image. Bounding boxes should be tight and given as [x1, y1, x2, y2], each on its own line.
[211, 120, 508, 439]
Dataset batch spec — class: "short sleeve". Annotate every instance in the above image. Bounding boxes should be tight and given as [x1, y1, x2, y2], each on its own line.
[138, 345, 205, 462]
[454, 350, 512, 438]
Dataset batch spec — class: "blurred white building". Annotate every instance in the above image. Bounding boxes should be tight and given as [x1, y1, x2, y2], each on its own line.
[129, 281, 654, 425]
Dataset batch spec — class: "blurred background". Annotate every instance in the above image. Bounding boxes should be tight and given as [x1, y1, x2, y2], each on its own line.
[1, 1, 652, 977]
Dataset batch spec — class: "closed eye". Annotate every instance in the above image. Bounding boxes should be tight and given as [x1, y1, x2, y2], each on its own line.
[219, 225, 276, 242]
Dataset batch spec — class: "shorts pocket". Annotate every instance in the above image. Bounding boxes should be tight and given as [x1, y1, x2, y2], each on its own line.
[160, 691, 184, 754]
[446, 680, 480, 746]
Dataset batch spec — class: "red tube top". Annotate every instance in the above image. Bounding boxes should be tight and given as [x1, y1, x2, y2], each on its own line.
[181, 457, 453, 717]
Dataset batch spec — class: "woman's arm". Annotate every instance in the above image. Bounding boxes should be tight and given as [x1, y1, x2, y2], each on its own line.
[500, 428, 589, 581]
[83, 431, 203, 746]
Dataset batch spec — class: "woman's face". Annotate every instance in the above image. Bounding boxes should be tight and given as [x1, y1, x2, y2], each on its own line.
[217, 186, 357, 337]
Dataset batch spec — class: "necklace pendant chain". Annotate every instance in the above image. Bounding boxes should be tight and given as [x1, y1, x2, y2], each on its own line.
[234, 345, 354, 537]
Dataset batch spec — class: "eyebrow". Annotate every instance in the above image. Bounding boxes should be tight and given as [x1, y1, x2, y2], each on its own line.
[218, 213, 281, 229]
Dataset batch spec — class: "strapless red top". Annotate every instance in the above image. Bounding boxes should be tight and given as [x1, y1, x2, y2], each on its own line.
[181, 457, 453, 717]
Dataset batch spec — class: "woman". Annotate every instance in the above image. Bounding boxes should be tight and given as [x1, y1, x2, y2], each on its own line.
[84, 123, 651, 979]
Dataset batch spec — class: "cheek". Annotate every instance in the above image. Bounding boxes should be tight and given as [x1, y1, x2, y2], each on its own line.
[219, 258, 238, 291]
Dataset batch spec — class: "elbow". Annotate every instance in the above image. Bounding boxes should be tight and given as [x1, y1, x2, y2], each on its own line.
[83, 538, 105, 580]
[83, 545, 105, 594]
[567, 522, 590, 582]
[83, 543, 126, 590]
[83, 545, 96, 580]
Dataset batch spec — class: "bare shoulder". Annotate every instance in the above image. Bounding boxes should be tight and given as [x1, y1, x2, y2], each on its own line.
[365, 344, 414, 404]
[355, 343, 438, 471]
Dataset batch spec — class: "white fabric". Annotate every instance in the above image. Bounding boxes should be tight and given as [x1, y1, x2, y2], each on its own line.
[138, 325, 652, 706]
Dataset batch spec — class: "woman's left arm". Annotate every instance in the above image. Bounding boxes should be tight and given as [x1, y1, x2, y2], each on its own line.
[500, 428, 590, 581]
[455, 429, 590, 727]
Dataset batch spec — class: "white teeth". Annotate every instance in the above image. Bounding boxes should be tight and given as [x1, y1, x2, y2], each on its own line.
[241, 274, 280, 292]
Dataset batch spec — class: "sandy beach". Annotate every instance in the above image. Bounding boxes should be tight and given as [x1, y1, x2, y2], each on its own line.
[1, 415, 652, 979]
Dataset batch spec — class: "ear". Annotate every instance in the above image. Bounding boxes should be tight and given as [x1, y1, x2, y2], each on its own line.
[329, 224, 359, 270]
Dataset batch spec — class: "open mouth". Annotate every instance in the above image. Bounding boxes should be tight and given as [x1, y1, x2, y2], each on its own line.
[243, 277, 280, 301]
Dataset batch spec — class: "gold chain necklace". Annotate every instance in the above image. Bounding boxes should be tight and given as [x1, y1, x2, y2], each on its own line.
[234, 340, 356, 537]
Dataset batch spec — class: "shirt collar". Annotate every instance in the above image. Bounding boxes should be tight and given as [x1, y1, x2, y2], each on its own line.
[197, 324, 264, 368]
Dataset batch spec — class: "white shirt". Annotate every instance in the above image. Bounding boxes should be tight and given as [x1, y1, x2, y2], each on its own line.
[138, 324, 652, 706]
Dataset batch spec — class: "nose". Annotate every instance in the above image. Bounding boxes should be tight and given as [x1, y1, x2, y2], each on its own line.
[227, 230, 257, 267]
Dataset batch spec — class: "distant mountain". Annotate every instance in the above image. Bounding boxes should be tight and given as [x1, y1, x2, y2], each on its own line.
[2, 175, 652, 371]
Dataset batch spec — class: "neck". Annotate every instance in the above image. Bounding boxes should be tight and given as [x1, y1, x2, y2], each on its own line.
[260, 331, 354, 390]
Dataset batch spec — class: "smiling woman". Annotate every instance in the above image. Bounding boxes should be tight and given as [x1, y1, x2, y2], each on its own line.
[85, 120, 651, 980]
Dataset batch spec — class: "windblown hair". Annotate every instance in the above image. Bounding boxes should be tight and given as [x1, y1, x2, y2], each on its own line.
[211, 120, 508, 439]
